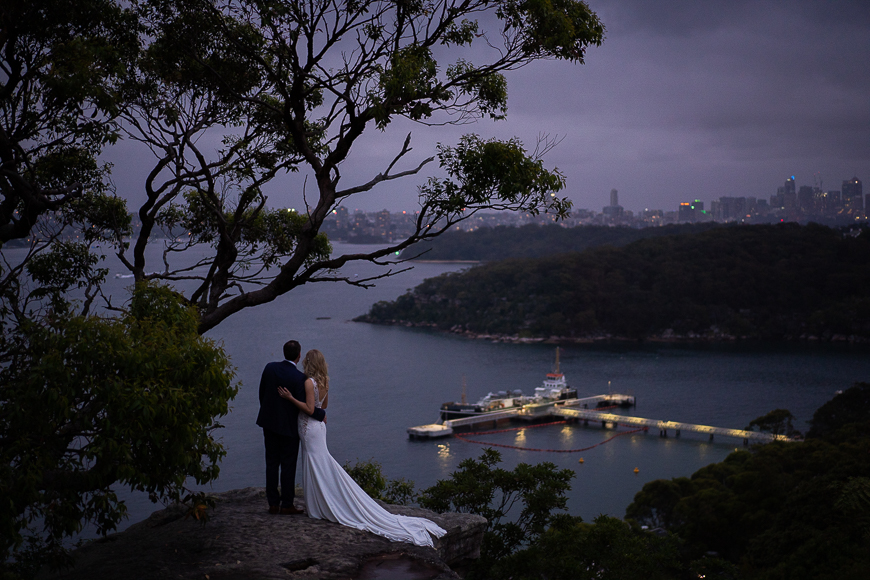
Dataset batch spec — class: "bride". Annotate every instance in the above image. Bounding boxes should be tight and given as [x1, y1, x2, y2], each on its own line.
[277, 349, 446, 548]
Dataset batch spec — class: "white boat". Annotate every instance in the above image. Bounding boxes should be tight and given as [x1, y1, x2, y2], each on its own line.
[439, 348, 577, 420]
[523, 348, 577, 410]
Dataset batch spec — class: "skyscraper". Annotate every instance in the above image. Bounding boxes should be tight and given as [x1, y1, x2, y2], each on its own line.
[783, 176, 797, 211]
[603, 188, 623, 221]
[842, 177, 863, 211]
[798, 186, 814, 213]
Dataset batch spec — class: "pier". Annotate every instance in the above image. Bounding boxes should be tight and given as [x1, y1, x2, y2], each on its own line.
[408, 393, 795, 445]
[553, 407, 792, 444]
[408, 393, 634, 439]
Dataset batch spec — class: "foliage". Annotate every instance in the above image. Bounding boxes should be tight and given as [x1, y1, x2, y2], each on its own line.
[746, 408, 800, 438]
[412, 222, 726, 261]
[419, 448, 574, 571]
[489, 514, 688, 580]
[1, 0, 604, 570]
[625, 387, 870, 580]
[358, 223, 870, 341]
[0, 0, 139, 244]
[96, 0, 604, 334]
[806, 382, 870, 440]
[342, 458, 416, 506]
[0, 284, 239, 569]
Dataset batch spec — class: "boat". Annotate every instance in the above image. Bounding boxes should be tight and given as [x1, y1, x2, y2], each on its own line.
[439, 387, 531, 420]
[439, 375, 528, 420]
[521, 347, 578, 411]
[439, 348, 577, 421]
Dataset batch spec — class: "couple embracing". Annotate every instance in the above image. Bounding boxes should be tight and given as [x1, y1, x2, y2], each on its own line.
[255, 340, 445, 548]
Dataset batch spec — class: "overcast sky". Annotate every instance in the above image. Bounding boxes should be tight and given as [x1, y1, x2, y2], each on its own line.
[109, 0, 870, 215]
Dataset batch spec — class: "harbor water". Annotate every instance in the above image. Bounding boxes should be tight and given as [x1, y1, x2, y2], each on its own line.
[19, 242, 870, 531]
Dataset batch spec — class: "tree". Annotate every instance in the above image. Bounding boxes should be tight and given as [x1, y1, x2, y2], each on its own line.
[745, 408, 799, 438]
[0, 0, 604, 568]
[623, 389, 870, 579]
[623, 477, 695, 531]
[342, 458, 416, 506]
[418, 450, 696, 580]
[114, 0, 604, 333]
[493, 514, 688, 580]
[807, 382, 870, 440]
[419, 448, 574, 573]
[0, 284, 238, 568]
[0, 0, 138, 244]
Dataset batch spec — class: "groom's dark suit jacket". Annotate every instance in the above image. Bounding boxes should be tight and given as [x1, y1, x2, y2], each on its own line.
[256, 360, 325, 437]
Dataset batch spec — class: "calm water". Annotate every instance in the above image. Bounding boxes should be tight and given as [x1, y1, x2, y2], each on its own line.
[14, 242, 870, 531]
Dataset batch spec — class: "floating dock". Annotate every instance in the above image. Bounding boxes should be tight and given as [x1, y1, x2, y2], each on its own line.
[408, 392, 796, 445]
[408, 394, 634, 440]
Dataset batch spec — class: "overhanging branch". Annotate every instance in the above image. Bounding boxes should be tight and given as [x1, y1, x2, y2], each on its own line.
[335, 133, 434, 197]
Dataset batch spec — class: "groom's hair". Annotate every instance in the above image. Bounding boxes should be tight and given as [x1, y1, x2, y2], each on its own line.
[283, 340, 301, 361]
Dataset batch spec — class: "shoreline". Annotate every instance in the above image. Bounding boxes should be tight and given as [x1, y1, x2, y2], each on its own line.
[354, 319, 870, 345]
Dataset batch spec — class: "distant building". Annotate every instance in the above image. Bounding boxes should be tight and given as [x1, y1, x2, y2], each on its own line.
[770, 191, 784, 210]
[678, 200, 705, 223]
[642, 209, 664, 225]
[782, 176, 797, 211]
[714, 196, 747, 222]
[842, 177, 863, 211]
[602, 188, 624, 222]
[826, 190, 842, 212]
[798, 185, 814, 213]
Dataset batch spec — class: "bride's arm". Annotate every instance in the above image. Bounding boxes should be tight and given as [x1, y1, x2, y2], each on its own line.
[277, 379, 316, 415]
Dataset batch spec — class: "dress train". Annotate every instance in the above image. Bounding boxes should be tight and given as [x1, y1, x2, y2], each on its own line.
[298, 382, 446, 548]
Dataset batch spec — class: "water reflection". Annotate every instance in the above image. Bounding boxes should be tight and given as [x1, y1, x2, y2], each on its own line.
[436, 443, 451, 466]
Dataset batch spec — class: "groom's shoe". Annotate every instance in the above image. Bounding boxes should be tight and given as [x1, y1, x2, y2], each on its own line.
[268, 505, 279, 515]
[280, 505, 304, 515]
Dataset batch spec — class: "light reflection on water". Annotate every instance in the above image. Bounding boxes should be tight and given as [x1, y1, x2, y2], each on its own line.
[436, 443, 452, 466]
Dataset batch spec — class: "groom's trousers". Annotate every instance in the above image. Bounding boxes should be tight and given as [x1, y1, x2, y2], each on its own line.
[263, 428, 299, 508]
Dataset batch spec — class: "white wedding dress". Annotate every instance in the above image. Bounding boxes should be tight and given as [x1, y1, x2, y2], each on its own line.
[298, 381, 446, 548]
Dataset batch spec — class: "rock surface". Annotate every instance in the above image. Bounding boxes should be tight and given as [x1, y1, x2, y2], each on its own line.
[40, 488, 486, 580]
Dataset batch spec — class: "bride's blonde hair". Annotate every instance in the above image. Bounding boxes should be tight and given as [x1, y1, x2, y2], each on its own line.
[302, 349, 329, 394]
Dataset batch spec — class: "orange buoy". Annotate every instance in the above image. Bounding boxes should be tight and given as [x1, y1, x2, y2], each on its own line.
[633, 467, 639, 474]
[578, 458, 584, 464]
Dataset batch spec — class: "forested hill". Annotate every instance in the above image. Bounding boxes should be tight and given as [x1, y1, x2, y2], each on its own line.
[410, 222, 725, 261]
[358, 224, 870, 341]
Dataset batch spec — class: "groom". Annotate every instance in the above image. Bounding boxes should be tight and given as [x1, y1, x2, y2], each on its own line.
[256, 340, 326, 514]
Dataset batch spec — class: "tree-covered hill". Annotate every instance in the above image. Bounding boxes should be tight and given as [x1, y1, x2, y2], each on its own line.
[410, 222, 726, 261]
[624, 382, 870, 580]
[358, 224, 870, 341]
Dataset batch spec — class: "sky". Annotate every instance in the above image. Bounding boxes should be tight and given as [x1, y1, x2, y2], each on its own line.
[108, 0, 870, 215]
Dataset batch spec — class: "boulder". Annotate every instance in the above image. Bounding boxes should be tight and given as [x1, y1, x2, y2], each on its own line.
[39, 487, 486, 580]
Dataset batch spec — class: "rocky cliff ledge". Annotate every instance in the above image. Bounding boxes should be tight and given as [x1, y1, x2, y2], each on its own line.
[40, 488, 486, 580]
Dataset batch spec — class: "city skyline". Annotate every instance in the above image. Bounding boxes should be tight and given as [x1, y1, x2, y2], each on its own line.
[104, 1, 870, 217]
[320, 173, 866, 218]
